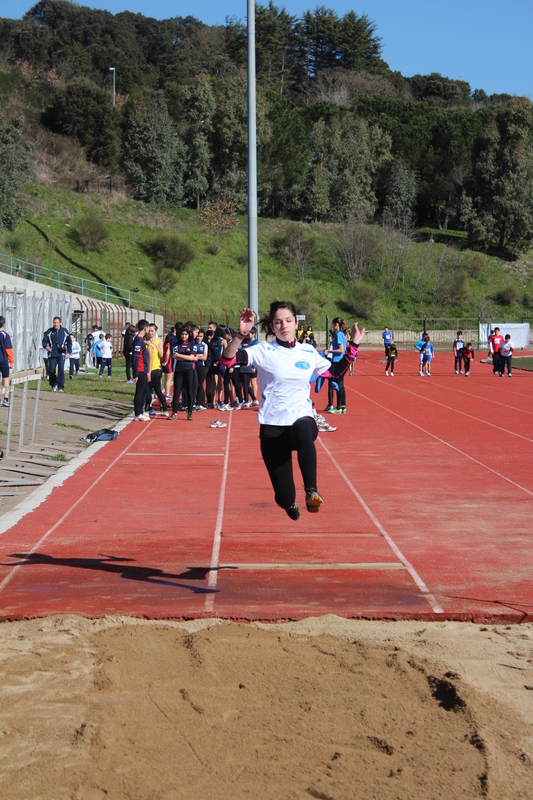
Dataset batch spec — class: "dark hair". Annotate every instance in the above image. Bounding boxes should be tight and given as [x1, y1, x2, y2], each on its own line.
[259, 300, 297, 337]
[332, 317, 347, 334]
[180, 324, 194, 341]
[250, 326, 257, 335]
[214, 325, 226, 340]
[457, 330, 463, 336]
[149, 323, 158, 331]
[0, 316, 5, 328]
[137, 319, 149, 332]
[53, 316, 61, 323]
[505, 334, 511, 340]
[466, 342, 472, 347]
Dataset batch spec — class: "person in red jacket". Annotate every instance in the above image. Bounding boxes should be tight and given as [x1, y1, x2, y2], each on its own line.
[463, 342, 475, 376]
[489, 327, 504, 375]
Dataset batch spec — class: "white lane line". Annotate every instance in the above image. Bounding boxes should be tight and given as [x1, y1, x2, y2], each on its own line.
[125, 453, 225, 457]
[431, 383, 533, 417]
[318, 436, 443, 614]
[204, 415, 233, 612]
[346, 384, 533, 498]
[0, 423, 150, 595]
[218, 562, 405, 571]
[370, 378, 533, 444]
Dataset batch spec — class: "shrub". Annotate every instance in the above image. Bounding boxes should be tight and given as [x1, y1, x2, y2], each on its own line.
[345, 282, 377, 319]
[200, 198, 239, 236]
[154, 263, 178, 293]
[145, 233, 195, 272]
[207, 241, 219, 256]
[274, 222, 316, 283]
[76, 215, 108, 253]
[493, 285, 519, 305]
[5, 233, 24, 254]
[463, 251, 484, 278]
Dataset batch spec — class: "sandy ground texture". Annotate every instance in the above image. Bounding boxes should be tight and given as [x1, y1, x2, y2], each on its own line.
[0, 615, 532, 800]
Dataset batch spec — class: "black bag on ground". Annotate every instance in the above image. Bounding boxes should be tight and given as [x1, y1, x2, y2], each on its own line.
[81, 428, 118, 443]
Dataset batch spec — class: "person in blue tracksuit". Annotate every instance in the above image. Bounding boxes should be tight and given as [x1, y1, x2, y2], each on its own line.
[42, 317, 72, 392]
[420, 335, 434, 376]
[414, 335, 426, 377]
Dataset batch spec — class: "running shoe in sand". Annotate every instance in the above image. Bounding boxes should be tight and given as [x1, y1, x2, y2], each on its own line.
[210, 418, 227, 428]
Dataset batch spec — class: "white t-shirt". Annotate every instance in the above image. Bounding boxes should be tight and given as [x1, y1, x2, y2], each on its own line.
[242, 340, 332, 426]
[71, 341, 81, 359]
[100, 341, 113, 359]
[500, 341, 513, 357]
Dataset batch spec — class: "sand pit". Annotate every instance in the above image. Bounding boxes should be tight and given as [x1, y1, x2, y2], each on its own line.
[1, 616, 532, 799]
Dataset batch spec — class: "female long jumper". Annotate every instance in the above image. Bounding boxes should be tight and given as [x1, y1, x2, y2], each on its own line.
[221, 302, 365, 521]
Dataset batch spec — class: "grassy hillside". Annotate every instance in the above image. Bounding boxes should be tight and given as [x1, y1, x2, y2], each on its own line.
[1, 185, 532, 328]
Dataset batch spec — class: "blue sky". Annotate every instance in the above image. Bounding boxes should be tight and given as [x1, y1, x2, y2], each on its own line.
[7, 0, 533, 98]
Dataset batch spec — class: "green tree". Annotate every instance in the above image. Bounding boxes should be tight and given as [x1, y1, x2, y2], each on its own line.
[261, 92, 309, 213]
[43, 79, 119, 166]
[183, 75, 216, 209]
[460, 100, 533, 253]
[383, 159, 417, 228]
[122, 94, 186, 207]
[0, 114, 34, 230]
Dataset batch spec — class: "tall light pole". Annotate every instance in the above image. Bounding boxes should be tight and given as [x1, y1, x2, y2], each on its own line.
[247, 0, 258, 319]
[109, 67, 115, 107]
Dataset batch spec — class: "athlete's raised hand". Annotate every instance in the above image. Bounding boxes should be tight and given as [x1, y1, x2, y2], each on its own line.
[238, 308, 255, 336]
[351, 322, 365, 346]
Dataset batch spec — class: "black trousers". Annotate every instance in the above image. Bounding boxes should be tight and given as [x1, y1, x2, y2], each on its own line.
[125, 353, 133, 381]
[464, 357, 472, 374]
[385, 356, 396, 373]
[492, 352, 501, 374]
[327, 374, 345, 408]
[195, 364, 209, 405]
[172, 370, 194, 413]
[134, 373, 148, 417]
[48, 356, 66, 390]
[150, 369, 167, 412]
[241, 373, 256, 402]
[455, 355, 463, 371]
[224, 369, 243, 405]
[500, 355, 512, 375]
[69, 358, 80, 377]
[260, 416, 318, 510]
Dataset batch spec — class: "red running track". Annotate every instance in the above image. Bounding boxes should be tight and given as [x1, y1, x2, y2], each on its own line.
[0, 351, 532, 623]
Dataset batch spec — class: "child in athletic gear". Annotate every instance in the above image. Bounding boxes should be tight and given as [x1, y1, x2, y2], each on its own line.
[499, 334, 513, 377]
[421, 335, 433, 376]
[385, 340, 398, 376]
[325, 317, 348, 414]
[98, 334, 113, 377]
[382, 326, 392, 358]
[132, 320, 150, 421]
[453, 331, 465, 374]
[463, 342, 474, 376]
[221, 302, 365, 519]
[69, 334, 81, 378]
[92, 334, 105, 369]
[489, 327, 504, 375]
[171, 324, 196, 420]
[0, 316, 13, 406]
[414, 335, 425, 376]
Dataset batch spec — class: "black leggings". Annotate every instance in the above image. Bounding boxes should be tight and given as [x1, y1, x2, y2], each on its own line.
[150, 369, 167, 412]
[260, 417, 318, 510]
[241, 373, 256, 402]
[224, 369, 243, 405]
[386, 356, 396, 373]
[327, 375, 346, 409]
[195, 364, 209, 405]
[125, 353, 133, 381]
[172, 370, 194, 413]
[455, 355, 463, 371]
[134, 373, 148, 417]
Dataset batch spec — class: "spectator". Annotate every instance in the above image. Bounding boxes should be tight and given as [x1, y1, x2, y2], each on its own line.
[132, 319, 150, 421]
[382, 326, 392, 358]
[69, 334, 81, 378]
[499, 334, 514, 377]
[414, 333, 426, 376]
[0, 316, 14, 408]
[489, 327, 504, 375]
[123, 325, 135, 383]
[99, 334, 113, 378]
[43, 316, 72, 393]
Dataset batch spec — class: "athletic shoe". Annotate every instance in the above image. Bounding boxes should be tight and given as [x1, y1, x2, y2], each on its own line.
[455, 370, 459, 374]
[286, 504, 300, 521]
[142, 412, 150, 420]
[107, 375, 112, 379]
[241, 401, 251, 408]
[194, 405, 205, 412]
[317, 420, 336, 432]
[325, 406, 335, 413]
[210, 418, 227, 428]
[160, 411, 170, 417]
[177, 404, 185, 412]
[427, 372, 431, 377]
[149, 409, 157, 416]
[222, 404, 233, 411]
[460, 370, 464, 374]
[2, 398, 8, 408]
[385, 371, 389, 376]
[170, 413, 177, 420]
[331, 408, 343, 414]
[390, 372, 394, 377]
[217, 401, 224, 410]
[165, 393, 172, 400]
[465, 372, 470, 377]
[232, 402, 241, 410]
[509, 374, 512, 378]
[134, 415, 149, 422]
[127, 379, 135, 384]
[187, 412, 193, 421]
[52, 385, 58, 392]
[419, 371, 423, 377]
[305, 489, 323, 513]
[313, 412, 326, 425]
[58, 388, 64, 392]
[252, 400, 259, 406]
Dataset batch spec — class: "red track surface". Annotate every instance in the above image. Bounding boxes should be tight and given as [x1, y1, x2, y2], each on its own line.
[0, 352, 532, 623]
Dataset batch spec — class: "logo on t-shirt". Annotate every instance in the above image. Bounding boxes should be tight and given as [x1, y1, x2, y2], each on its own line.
[294, 361, 310, 370]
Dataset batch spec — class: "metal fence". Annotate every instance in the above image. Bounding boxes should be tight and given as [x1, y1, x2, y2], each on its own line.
[1, 286, 72, 371]
[0, 252, 165, 317]
[390, 318, 482, 351]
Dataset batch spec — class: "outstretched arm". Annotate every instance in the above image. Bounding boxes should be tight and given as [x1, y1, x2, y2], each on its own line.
[223, 308, 255, 361]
